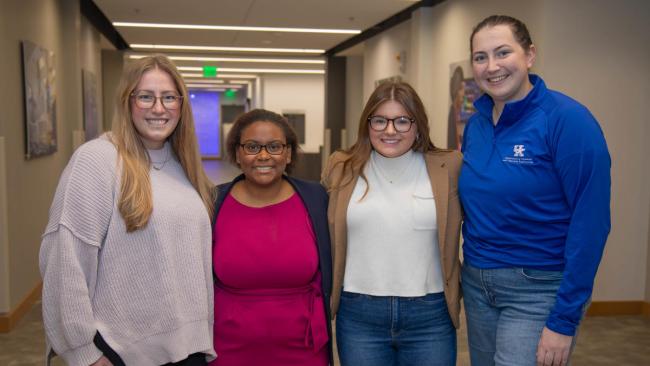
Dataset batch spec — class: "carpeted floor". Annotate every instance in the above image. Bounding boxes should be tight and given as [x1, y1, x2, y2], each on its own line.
[1, 300, 649, 365]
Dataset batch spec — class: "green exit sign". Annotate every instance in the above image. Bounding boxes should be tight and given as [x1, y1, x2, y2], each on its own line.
[202, 66, 217, 77]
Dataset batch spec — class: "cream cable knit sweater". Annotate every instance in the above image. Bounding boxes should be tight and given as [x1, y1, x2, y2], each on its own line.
[40, 137, 215, 366]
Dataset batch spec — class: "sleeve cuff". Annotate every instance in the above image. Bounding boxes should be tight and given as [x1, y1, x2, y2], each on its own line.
[545, 318, 577, 337]
[60, 342, 104, 366]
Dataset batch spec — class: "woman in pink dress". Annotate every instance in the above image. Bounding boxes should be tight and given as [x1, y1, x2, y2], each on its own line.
[210, 109, 332, 366]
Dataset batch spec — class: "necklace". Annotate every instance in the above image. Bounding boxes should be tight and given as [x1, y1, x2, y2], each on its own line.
[371, 151, 413, 184]
[151, 147, 170, 171]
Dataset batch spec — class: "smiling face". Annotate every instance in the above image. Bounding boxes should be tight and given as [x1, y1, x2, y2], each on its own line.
[368, 100, 417, 158]
[236, 121, 291, 187]
[471, 24, 536, 110]
[130, 68, 181, 149]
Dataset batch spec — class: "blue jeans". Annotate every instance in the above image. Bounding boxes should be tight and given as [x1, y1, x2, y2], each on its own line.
[336, 291, 456, 366]
[462, 263, 582, 366]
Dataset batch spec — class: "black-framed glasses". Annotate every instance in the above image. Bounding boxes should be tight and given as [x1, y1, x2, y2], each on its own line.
[131, 92, 183, 110]
[239, 141, 287, 155]
[368, 115, 415, 132]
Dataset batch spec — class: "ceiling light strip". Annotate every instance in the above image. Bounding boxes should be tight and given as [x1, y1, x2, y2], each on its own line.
[181, 79, 225, 84]
[129, 54, 324, 64]
[186, 84, 243, 89]
[178, 66, 324, 74]
[114, 22, 361, 34]
[189, 88, 226, 92]
[130, 44, 324, 54]
[181, 73, 257, 78]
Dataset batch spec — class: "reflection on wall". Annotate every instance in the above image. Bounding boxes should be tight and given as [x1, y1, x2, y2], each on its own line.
[189, 90, 220, 158]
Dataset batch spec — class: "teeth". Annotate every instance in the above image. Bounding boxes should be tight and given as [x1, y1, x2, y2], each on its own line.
[146, 119, 167, 125]
[382, 139, 399, 144]
[488, 75, 508, 82]
[255, 167, 273, 171]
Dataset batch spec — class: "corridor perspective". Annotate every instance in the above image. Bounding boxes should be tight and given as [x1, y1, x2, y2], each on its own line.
[1, 0, 650, 365]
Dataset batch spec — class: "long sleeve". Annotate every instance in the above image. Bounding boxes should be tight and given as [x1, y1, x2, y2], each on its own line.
[39, 139, 117, 365]
[545, 105, 611, 336]
[40, 228, 103, 365]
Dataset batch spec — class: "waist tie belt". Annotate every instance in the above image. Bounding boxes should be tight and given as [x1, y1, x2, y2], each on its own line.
[215, 273, 328, 353]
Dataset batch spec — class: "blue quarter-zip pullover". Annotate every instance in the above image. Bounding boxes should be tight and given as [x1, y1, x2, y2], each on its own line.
[459, 75, 611, 336]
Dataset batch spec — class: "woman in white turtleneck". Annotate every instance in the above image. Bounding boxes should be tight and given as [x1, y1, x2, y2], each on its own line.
[322, 81, 462, 366]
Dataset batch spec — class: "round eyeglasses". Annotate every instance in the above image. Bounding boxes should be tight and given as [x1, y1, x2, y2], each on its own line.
[131, 92, 183, 110]
[368, 116, 415, 132]
[239, 141, 287, 155]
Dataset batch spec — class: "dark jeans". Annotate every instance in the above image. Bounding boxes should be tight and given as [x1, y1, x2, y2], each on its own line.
[93, 332, 207, 366]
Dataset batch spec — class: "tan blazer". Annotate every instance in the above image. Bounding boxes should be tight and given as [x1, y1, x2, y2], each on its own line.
[321, 149, 463, 328]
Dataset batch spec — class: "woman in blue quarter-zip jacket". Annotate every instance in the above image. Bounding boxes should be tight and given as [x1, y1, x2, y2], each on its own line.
[459, 15, 611, 366]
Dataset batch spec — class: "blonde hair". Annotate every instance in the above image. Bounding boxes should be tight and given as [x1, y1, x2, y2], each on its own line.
[111, 54, 214, 232]
[329, 81, 439, 197]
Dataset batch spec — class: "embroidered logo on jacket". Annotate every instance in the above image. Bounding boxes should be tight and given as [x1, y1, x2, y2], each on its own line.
[513, 145, 525, 157]
[503, 144, 534, 165]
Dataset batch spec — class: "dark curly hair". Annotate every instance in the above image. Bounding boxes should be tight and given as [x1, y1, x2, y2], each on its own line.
[225, 108, 300, 174]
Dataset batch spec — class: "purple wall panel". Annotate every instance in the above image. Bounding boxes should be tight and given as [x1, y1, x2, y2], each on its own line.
[189, 90, 220, 157]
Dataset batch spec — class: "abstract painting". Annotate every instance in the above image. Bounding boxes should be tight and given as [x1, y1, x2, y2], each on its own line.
[21, 40, 57, 159]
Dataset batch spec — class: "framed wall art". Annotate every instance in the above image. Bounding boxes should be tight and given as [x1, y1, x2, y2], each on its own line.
[21, 40, 57, 159]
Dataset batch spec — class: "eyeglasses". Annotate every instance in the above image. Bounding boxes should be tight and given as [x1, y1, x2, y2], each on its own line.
[239, 141, 287, 155]
[131, 92, 183, 110]
[368, 116, 415, 132]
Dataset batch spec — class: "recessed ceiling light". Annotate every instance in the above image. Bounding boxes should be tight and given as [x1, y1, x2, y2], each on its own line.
[181, 73, 258, 79]
[178, 66, 324, 74]
[130, 44, 324, 54]
[128, 54, 324, 64]
[114, 22, 361, 34]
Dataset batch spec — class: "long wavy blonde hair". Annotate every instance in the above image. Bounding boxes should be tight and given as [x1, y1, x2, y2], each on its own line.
[328, 81, 439, 196]
[111, 54, 214, 232]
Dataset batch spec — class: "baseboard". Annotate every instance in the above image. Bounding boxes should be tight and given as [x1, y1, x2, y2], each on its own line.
[586, 300, 650, 317]
[0, 281, 42, 332]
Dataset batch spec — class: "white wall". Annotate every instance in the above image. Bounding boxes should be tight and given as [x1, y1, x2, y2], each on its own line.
[345, 56, 364, 147]
[79, 14, 104, 135]
[261, 74, 325, 154]
[647, 204, 650, 302]
[537, 0, 650, 301]
[0, 2, 10, 313]
[0, 137, 9, 312]
[362, 20, 411, 103]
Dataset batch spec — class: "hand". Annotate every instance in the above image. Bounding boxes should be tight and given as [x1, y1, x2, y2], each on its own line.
[536, 326, 573, 366]
[90, 355, 113, 366]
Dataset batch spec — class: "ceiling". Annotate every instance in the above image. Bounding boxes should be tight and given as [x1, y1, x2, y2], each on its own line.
[93, 0, 424, 80]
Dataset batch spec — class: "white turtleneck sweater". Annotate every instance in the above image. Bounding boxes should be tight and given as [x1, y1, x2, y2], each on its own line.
[39, 136, 215, 366]
[344, 150, 444, 296]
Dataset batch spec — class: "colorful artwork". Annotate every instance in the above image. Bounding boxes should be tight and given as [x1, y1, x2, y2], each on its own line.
[21, 40, 57, 159]
[447, 60, 482, 150]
